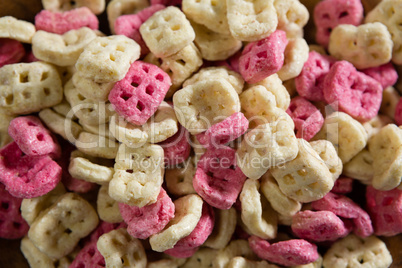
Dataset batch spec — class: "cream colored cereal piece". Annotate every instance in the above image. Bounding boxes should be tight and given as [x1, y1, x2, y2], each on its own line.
[57, 65, 76, 85]
[140, 6, 195, 58]
[21, 236, 56, 268]
[365, 0, 402, 64]
[277, 38, 309, 81]
[109, 114, 148, 146]
[0, 112, 14, 148]
[363, 114, 393, 139]
[292, 255, 323, 268]
[97, 228, 146, 268]
[52, 99, 74, 118]
[329, 23, 393, 69]
[380, 86, 400, 119]
[226, 0, 278, 42]
[309, 140, 343, 182]
[68, 157, 114, 185]
[173, 78, 240, 135]
[278, 213, 293, 226]
[109, 143, 164, 207]
[213, 240, 258, 268]
[39, 108, 83, 143]
[260, 172, 301, 217]
[107, 0, 149, 33]
[32, 28, 97, 67]
[42, 0, 105, 14]
[0, 16, 36, 43]
[309, 44, 327, 55]
[147, 256, 186, 268]
[184, 67, 244, 95]
[144, 101, 178, 143]
[181, 248, 218, 268]
[368, 123, 402, 190]
[274, 0, 309, 39]
[322, 235, 392, 268]
[236, 114, 298, 180]
[182, 0, 230, 35]
[191, 21, 242, 61]
[342, 148, 373, 185]
[21, 184, 66, 226]
[227, 257, 280, 268]
[0, 62, 63, 115]
[76, 132, 119, 159]
[75, 35, 140, 83]
[72, 72, 115, 102]
[165, 157, 197, 196]
[240, 179, 278, 239]
[149, 194, 203, 252]
[283, 78, 298, 98]
[204, 208, 237, 250]
[28, 193, 99, 260]
[270, 139, 334, 203]
[97, 185, 123, 223]
[80, 120, 114, 139]
[313, 112, 368, 164]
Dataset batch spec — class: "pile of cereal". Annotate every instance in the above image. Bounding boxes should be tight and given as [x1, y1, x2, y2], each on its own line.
[0, 0, 401, 267]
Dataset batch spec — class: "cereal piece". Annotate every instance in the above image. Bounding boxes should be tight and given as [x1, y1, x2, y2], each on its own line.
[109, 143, 164, 207]
[368, 124, 402, 190]
[204, 208, 237, 250]
[196, 112, 249, 149]
[226, 0, 278, 42]
[193, 146, 247, 210]
[248, 236, 319, 266]
[291, 210, 350, 242]
[0, 16, 36, 43]
[213, 239, 257, 268]
[277, 38, 309, 81]
[365, 0, 402, 64]
[97, 185, 123, 223]
[52, 98, 74, 118]
[314, 0, 363, 48]
[80, 120, 114, 140]
[322, 234, 392, 268]
[363, 114, 393, 139]
[239, 30, 288, 84]
[159, 124, 191, 167]
[295, 51, 335, 102]
[286, 96, 324, 141]
[240, 179, 278, 240]
[140, 6, 195, 58]
[143, 101, 178, 143]
[395, 98, 402, 125]
[119, 188, 174, 239]
[109, 61, 171, 125]
[151, 0, 181, 5]
[0, 112, 14, 148]
[329, 23, 393, 69]
[76, 132, 119, 159]
[309, 140, 343, 182]
[149, 194, 203, 252]
[308, 44, 327, 55]
[331, 176, 353, 194]
[260, 172, 301, 217]
[165, 156, 197, 196]
[69, 240, 105, 268]
[97, 228, 147, 268]
[0, 38, 25, 68]
[181, 248, 218, 268]
[381, 86, 400, 119]
[35, 7, 99, 35]
[274, 0, 309, 39]
[75, 35, 140, 83]
[72, 72, 115, 102]
[109, 114, 148, 146]
[21, 236, 59, 268]
[107, 0, 149, 34]
[42, 0, 105, 14]
[0, 62, 63, 115]
[173, 78, 240, 135]
[147, 256, 186, 268]
[86, 220, 127, 244]
[313, 112, 368, 164]
[68, 156, 114, 185]
[191, 21, 242, 62]
[227, 257, 279, 268]
[28, 193, 99, 259]
[361, 62, 398, 89]
[292, 255, 323, 268]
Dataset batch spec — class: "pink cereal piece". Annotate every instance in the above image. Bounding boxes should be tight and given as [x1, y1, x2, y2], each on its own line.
[35, 7, 99, 35]
[291, 210, 350, 242]
[0, 38, 25, 68]
[286, 96, 324, 141]
[85, 221, 127, 246]
[151, 0, 182, 6]
[70, 241, 105, 268]
[164, 203, 215, 258]
[323, 61, 382, 122]
[314, 0, 363, 48]
[239, 30, 288, 84]
[295, 51, 335, 102]
[193, 146, 247, 210]
[159, 125, 191, 167]
[196, 112, 249, 148]
[394, 97, 402, 126]
[248, 236, 319, 266]
[0, 142, 62, 199]
[331, 176, 353, 194]
[109, 61, 171, 125]
[0, 183, 29, 239]
[311, 192, 373, 237]
[366, 186, 402, 236]
[8, 116, 61, 159]
[119, 188, 175, 240]
[361, 62, 398, 89]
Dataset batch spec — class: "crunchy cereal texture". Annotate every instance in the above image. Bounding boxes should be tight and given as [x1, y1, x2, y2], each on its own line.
[109, 114, 148, 146]
[0, 16, 36, 43]
[213, 240, 257, 268]
[76, 131, 119, 159]
[72, 72, 115, 102]
[274, 0, 309, 39]
[107, 0, 149, 33]
[309, 140, 343, 182]
[204, 208, 237, 250]
[68, 156, 114, 185]
[165, 156, 197, 196]
[42, 0, 106, 14]
[143, 101, 178, 143]
[277, 37, 309, 81]
[0, 112, 14, 148]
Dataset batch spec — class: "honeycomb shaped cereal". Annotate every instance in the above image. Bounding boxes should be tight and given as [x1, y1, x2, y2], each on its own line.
[143, 101, 178, 143]
[97, 228, 147, 268]
[274, 0, 309, 39]
[109, 143, 164, 207]
[322, 235, 392, 268]
[361, 62, 398, 89]
[140, 6, 195, 58]
[0, 16, 36, 43]
[342, 148, 373, 185]
[226, 0, 278, 42]
[69, 240, 105, 268]
[96, 185, 123, 223]
[0, 38, 25, 68]
[109, 114, 148, 146]
[76, 132, 119, 159]
[42, 0, 106, 14]
[68, 155, 114, 185]
[0, 62, 63, 115]
[20, 236, 60, 268]
[181, 248, 218, 268]
[204, 207, 237, 250]
[159, 124, 191, 167]
[28, 193, 99, 259]
[309, 140, 342, 182]
[0, 112, 14, 148]
[165, 156, 197, 196]
[277, 38, 309, 81]
[212, 240, 257, 268]
[227, 257, 279, 268]
[75, 35, 140, 83]
[107, 0, 149, 34]
[148, 257, 186, 268]
[72, 72, 115, 102]
[329, 23, 393, 69]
